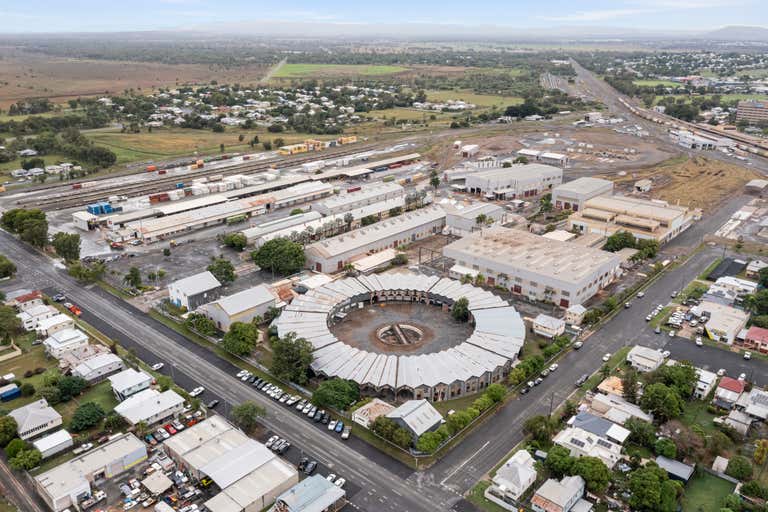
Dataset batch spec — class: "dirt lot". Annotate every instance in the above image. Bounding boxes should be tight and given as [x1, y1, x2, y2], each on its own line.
[0, 48, 270, 108]
[613, 155, 763, 211]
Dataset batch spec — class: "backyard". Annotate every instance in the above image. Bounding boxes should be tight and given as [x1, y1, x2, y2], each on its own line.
[681, 471, 735, 512]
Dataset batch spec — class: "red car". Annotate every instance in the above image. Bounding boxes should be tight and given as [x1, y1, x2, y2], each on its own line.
[68, 304, 82, 316]
[163, 424, 177, 435]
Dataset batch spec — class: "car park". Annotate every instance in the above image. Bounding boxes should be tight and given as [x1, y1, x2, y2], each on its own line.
[151, 363, 164, 371]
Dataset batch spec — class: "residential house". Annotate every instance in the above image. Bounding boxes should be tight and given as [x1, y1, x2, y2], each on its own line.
[694, 368, 718, 400]
[734, 387, 768, 421]
[588, 392, 653, 425]
[488, 450, 537, 504]
[564, 304, 587, 326]
[568, 412, 630, 445]
[9, 399, 63, 440]
[35, 314, 75, 337]
[114, 389, 185, 426]
[108, 368, 153, 401]
[725, 409, 753, 435]
[741, 326, 768, 353]
[533, 314, 566, 339]
[32, 430, 74, 459]
[746, 260, 768, 279]
[10, 290, 44, 311]
[17, 304, 58, 331]
[196, 284, 276, 332]
[71, 353, 125, 383]
[596, 376, 624, 397]
[352, 399, 395, 429]
[713, 377, 745, 409]
[43, 328, 89, 359]
[553, 426, 622, 469]
[626, 345, 664, 372]
[386, 400, 443, 440]
[531, 475, 591, 512]
[168, 271, 222, 310]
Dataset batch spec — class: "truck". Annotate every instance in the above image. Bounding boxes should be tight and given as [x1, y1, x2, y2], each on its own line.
[146, 165, 158, 172]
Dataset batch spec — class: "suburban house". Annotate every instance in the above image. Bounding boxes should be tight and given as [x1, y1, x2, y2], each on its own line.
[9, 399, 63, 440]
[626, 345, 664, 372]
[71, 353, 125, 383]
[553, 425, 623, 469]
[694, 368, 718, 400]
[596, 376, 624, 397]
[10, 290, 44, 311]
[741, 326, 768, 353]
[588, 392, 653, 425]
[114, 389, 185, 426]
[726, 409, 754, 435]
[352, 398, 395, 429]
[108, 368, 153, 401]
[531, 475, 591, 512]
[386, 400, 444, 441]
[35, 314, 75, 337]
[487, 450, 537, 504]
[196, 284, 276, 332]
[43, 328, 89, 359]
[746, 259, 768, 279]
[17, 304, 58, 331]
[532, 314, 566, 339]
[168, 271, 222, 310]
[713, 377, 746, 409]
[734, 387, 768, 421]
[568, 412, 630, 445]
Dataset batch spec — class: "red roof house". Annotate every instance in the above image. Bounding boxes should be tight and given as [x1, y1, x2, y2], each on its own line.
[745, 326, 768, 353]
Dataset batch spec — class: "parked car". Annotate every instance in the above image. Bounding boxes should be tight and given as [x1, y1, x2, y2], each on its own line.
[549, 364, 559, 372]
[637, 292, 645, 298]
[298, 458, 309, 471]
[163, 424, 177, 435]
[341, 426, 351, 440]
[52, 293, 66, 302]
[625, 302, 632, 309]
[236, 370, 248, 378]
[314, 410, 325, 422]
[265, 435, 279, 449]
[520, 386, 530, 395]
[573, 341, 583, 349]
[533, 378, 543, 386]
[334, 478, 346, 488]
[602, 353, 611, 362]
[206, 399, 219, 409]
[739, 373, 747, 381]
[540, 369, 549, 378]
[662, 350, 671, 358]
[695, 337, 703, 346]
[717, 368, 726, 377]
[526, 381, 535, 389]
[575, 374, 589, 386]
[745, 351, 752, 360]
[151, 363, 164, 371]
[279, 442, 291, 454]
[304, 461, 318, 475]
[189, 387, 204, 397]
[296, 399, 308, 411]
[328, 420, 338, 431]
[655, 327, 661, 334]
[335, 421, 345, 433]
[326, 474, 337, 482]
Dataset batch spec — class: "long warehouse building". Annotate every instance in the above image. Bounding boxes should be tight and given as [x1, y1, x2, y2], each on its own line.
[443, 226, 621, 308]
[304, 206, 446, 272]
[464, 163, 563, 200]
[314, 181, 405, 216]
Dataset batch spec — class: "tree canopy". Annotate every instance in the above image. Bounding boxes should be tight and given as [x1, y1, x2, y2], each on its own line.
[640, 383, 683, 423]
[231, 401, 266, 433]
[223, 232, 247, 252]
[629, 463, 681, 512]
[207, 257, 236, 285]
[70, 402, 106, 431]
[371, 416, 412, 449]
[0, 416, 18, 447]
[52, 232, 81, 261]
[271, 332, 313, 385]
[312, 379, 360, 410]
[221, 321, 259, 356]
[451, 297, 470, 322]
[0, 255, 16, 278]
[252, 238, 306, 276]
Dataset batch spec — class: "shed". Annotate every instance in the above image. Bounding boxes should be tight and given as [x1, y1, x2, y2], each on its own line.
[655, 456, 694, 482]
[142, 471, 173, 495]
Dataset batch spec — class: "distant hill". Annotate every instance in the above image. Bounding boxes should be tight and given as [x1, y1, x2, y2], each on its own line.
[702, 26, 768, 41]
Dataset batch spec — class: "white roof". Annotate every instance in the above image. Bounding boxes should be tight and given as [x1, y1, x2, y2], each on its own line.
[171, 271, 221, 296]
[316, 181, 403, 210]
[36, 314, 73, 331]
[200, 439, 275, 488]
[108, 368, 152, 394]
[9, 399, 61, 432]
[114, 389, 184, 424]
[72, 353, 123, 376]
[32, 430, 72, 453]
[141, 471, 173, 495]
[535, 476, 584, 508]
[386, 400, 443, 437]
[206, 285, 275, 316]
[43, 328, 88, 349]
[533, 314, 565, 330]
[554, 177, 613, 195]
[627, 345, 664, 366]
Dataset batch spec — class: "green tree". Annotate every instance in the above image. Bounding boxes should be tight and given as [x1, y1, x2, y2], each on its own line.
[370, 416, 412, 449]
[70, 402, 106, 432]
[52, 232, 81, 261]
[754, 439, 768, 465]
[573, 456, 611, 493]
[1, 208, 45, 234]
[392, 253, 408, 266]
[312, 379, 360, 410]
[184, 313, 217, 336]
[123, 266, 142, 288]
[231, 401, 266, 433]
[603, 230, 636, 252]
[622, 368, 640, 403]
[416, 430, 447, 453]
[485, 383, 506, 403]
[545, 445, 575, 477]
[104, 413, 126, 431]
[451, 297, 470, 322]
[523, 415, 555, 444]
[37, 385, 62, 405]
[430, 175, 440, 190]
[156, 375, 173, 392]
[221, 321, 259, 356]
[640, 383, 683, 423]
[4, 438, 28, 458]
[758, 267, 768, 288]
[223, 233, 247, 252]
[19, 217, 49, 247]
[726, 455, 753, 480]
[626, 418, 657, 448]
[68, 261, 106, 282]
[9, 448, 41, 470]
[207, 257, 236, 285]
[658, 361, 698, 398]
[629, 463, 680, 512]
[20, 383, 35, 397]
[0, 416, 17, 447]
[655, 438, 677, 458]
[0, 255, 16, 278]
[271, 332, 313, 385]
[57, 376, 87, 402]
[0, 305, 22, 343]
[290, 208, 304, 216]
[252, 239, 306, 276]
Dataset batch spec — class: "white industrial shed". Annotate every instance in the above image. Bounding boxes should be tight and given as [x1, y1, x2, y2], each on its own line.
[552, 177, 614, 211]
[464, 163, 563, 200]
[273, 272, 525, 402]
[314, 181, 405, 216]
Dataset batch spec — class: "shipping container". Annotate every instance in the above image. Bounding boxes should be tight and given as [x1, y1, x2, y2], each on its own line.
[226, 214, 247, 225]
[383, 176, 395, 182]
[72, 183, 83, 190]
[158, 170, 167, 175]
[176, 183, 184, 189]
[209, 174, 223, 182]
[346, 186, 362, 193]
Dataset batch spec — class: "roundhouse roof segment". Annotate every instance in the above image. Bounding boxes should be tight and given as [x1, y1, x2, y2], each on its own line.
[273, 273, 525, 393]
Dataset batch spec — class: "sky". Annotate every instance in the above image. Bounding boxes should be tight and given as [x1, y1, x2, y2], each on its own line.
[0, 0, 765, 34]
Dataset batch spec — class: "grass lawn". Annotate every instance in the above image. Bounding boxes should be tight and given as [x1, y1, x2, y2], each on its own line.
[0, 334, 51, 408]
[699, 257, 722, 281]
[425, 89, 523, 108]
[0, 152, 71, 175]
[55, 380, 118, 426]
[271, 63, 408, 79]
[432, 393, 482, 417]
[676, 280, 709, 304]
[681, 400, 720, 435]
[633, 79, 680, 88]
[0, 497, 18, 512]
[466, 481, 509, 512]
[681, 471, 735, 512]
[653, 93, 768, 105]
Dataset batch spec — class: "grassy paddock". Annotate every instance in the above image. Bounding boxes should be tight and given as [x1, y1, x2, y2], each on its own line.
[272, 64, 408, 79]
[424, 89, 524, 108]
[633, 79, 680, 88]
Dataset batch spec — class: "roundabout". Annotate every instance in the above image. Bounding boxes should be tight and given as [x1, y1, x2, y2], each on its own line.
[273, 271, 526, 402]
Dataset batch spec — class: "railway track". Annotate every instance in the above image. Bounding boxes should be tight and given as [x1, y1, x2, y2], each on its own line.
[15, 144, 379, 211]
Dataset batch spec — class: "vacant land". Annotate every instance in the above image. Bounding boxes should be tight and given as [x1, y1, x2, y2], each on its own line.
[425, 89, 523, 108]
[633, 79, 680, 87]
[271, 63, 409, 79]
[0, 49, 270, 108]
[653, 93, 768, 105]
[681, 472, 735, 512]
[613, 155, 761, 210]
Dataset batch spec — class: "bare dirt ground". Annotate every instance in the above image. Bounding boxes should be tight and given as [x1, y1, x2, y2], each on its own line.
[0, 48, 270, 108]
[613, 155, 763, 211]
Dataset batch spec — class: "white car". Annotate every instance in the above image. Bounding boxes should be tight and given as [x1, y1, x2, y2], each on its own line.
[669, 330, 676, 337]
[695, 337, 703, 346]
[739, 373, 747, 381]
[236, 370, 248, 378]
[602, 353, 611, 362]
[717, 368, 726, 377]
[189, 387, 205, 397]
[328, 420, 338, 431]
[549, 364, 559, 372]
[744, 351, 752, 360]
[326, 473, 337, 482]
[334, 477, 346, 488]
[151, 363, 164, 371]
[662, 350, 671, 358]
[637, 292, 645, 298]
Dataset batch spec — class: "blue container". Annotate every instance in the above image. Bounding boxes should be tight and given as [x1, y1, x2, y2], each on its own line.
[0, 386, 20, 402]
[176, 182, 184, 189]
[86, 204, 100, 215]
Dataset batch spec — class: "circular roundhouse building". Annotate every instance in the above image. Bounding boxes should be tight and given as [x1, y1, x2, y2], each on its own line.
[273, 272, 525, 402]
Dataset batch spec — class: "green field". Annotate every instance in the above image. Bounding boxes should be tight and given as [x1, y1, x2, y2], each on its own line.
[653, 93, 768, 105]
[425, 89, 523, 108]
[681, 472, 735, 512]
[272, 63, 409, 79]
[633, 79, 680, 88]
